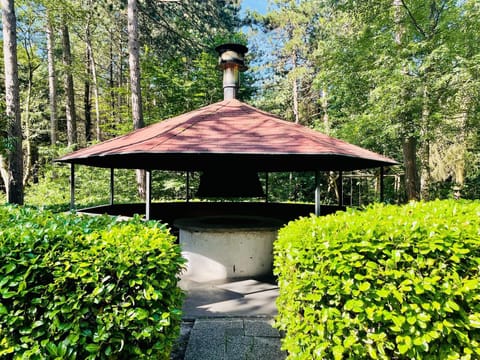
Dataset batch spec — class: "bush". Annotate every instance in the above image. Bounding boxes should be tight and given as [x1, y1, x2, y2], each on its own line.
[274, 200, 480, 359]
[0, 206, 185, 359]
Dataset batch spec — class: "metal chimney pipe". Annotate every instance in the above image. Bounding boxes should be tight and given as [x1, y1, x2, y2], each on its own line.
[215, 43, 248, 100]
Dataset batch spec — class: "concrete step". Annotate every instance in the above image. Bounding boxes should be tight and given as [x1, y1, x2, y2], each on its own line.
[180, 277, 279, 319]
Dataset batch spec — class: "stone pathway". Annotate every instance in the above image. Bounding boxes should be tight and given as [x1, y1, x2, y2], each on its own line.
[170, 277, 287, 359]
[182, 318, 286, 360]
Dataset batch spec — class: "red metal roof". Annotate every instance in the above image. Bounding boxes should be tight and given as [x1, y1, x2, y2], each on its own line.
[56, 99, 397, 171]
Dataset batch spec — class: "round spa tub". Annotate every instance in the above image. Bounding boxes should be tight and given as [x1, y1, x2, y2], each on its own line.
[175, 216, 283, 282]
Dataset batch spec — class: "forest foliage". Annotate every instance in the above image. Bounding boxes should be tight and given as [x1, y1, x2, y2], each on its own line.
[1, 0, 250, 205]
[249, 0, 480, 201]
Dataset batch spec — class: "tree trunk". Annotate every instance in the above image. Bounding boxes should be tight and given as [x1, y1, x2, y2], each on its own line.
[19, 13, 41, 186]
[128, 0, 144, 130]
[88, 40, 101, 141]
[321, 87, 329, 134]
[454, 103, 469, 199]
[292, 50, 299, 124]
[1, 0, 24, 204]
[84, 43, 92, 142]
[84, 6, 101, 142]
[402, 136, 420, 201]
[394, 0, 420, 201]
[128, 0, 146, 199]
[109, 33, 116, 123]
[419, 83, 431, 200]
[23, 59, 33, 185]
[117, 23, 125, 126]
[46, 14, 58, 145]
[62, 23, 78, 147]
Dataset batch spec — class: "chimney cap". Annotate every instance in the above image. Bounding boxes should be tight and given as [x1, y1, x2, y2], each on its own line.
[215, 43, 248, 55]
[215, 43, 248, 72]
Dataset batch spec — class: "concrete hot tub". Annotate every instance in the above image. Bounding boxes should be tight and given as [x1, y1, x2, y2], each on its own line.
[175, 216, 284, 282]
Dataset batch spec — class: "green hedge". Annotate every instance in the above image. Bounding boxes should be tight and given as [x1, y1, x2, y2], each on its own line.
[274, 200, 480, 359]
[0, 206, 185, 359]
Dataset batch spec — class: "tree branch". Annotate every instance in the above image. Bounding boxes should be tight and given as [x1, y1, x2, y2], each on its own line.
[138, 2, 197, 53]
[400, 0, 427, 38]
[430, 0, 447, 35]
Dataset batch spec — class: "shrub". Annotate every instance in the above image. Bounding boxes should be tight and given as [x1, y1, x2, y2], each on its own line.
[274, 200, 480, 359]
[0, 206, 185, 359]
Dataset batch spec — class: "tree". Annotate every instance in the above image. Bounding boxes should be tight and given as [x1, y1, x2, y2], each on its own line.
[1, 0, 24, 204]
[127, 0, 146, 199]
[128, 0, 143, 131]
[80, 0, 101, 142]
[250, 0, 320, 125]
[62, 22, 77, 147]
[257, 0, 480, 201]
[17, 4, 42, 185]
[393, 0, 420, 201]
[45, 10, 57, 145]
[2, 0, 246, 205]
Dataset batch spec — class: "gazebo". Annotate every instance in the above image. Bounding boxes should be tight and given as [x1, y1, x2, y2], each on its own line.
[56, 44, 397, 225]
[56, 44, 398, 280]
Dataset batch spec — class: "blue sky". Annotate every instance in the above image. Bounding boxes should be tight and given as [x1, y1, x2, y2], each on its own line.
[241, 0, 269, 14]
[238, 0, 277, 90]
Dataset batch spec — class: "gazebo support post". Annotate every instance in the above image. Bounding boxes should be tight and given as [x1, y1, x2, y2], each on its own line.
[110, 168, 115, 205]
[315, 171, 321, 216]
[70, 163, 75, 210]
[338, 171, 343, 206]
[380, 166, 385, 203]
[145, 170, 152, 220]
[265, 172, 269, 203]
[186, 171, 190, 202]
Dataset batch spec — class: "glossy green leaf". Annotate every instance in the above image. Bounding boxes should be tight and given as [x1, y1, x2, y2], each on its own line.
[359, 281, 371, 292]
[274, 200, 480, 359]
[85, 343, 100, 353]
[0, 205, 184, 359]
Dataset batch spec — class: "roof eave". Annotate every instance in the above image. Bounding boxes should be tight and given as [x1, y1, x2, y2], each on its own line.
[55, 152, 398, 172]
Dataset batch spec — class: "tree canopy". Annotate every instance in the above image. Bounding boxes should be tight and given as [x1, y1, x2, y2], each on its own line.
[1, 0, 479, 205]
[250, 0, 480, 200]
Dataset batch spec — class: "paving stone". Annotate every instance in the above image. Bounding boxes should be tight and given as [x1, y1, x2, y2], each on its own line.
[250, 336, 287, 360]
[225, 334, 254, 360]
[192, 318, 244, 331]
[184, 318, 244, 360]
[244, 318, 280, 337]
[179, 278, 284, 359]
[225, 327, 245, 337]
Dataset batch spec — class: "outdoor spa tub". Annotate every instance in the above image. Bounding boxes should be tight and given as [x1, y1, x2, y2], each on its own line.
[175, 216, 284, 282]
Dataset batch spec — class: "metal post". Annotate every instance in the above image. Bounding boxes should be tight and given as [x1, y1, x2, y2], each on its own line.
[110, 168, 115, 206]
[338, 171, 343, 206]
[350, 177, 353, 206]
[315, 171, 321, 216]
[186, 171, 190, 202]
[70, 163, 75, 210]
[265, 172, 269, 203]
[380, 167, 385, 203]
[145, 170, 152, 220]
